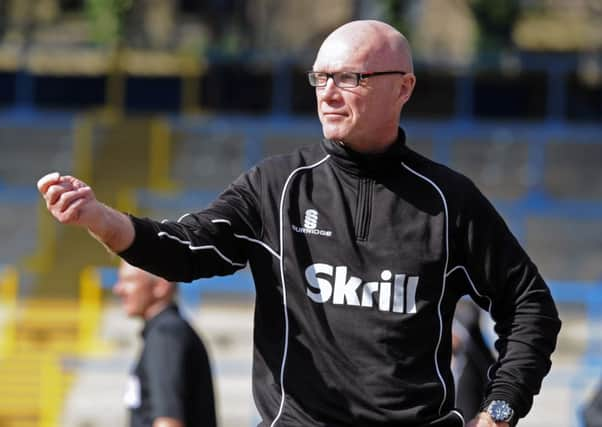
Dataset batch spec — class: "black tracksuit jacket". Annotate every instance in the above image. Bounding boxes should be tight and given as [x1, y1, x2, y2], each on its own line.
[121, 129, 561, 427]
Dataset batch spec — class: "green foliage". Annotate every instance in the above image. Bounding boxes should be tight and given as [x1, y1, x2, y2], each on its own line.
[469, 0, 521, 53]
[85, 0, 133, 46]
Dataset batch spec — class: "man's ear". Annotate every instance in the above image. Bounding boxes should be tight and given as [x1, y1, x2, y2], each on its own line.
[152, 278, 171, 299]
[398, 73, 416, 106]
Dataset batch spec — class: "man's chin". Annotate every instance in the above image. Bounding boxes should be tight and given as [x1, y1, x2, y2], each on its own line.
[124, 307, 140, 317]
[321, 126, 348, 142]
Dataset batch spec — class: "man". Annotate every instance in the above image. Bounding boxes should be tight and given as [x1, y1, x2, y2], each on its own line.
[114, 260, 217, 427]
[38, 20, 560, 427]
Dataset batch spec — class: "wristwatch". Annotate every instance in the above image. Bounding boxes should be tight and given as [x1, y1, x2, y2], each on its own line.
[485, 400, 515, 424]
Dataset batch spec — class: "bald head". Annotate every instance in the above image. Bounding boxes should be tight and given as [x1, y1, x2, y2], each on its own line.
[316, 20, 413, 74]
[312, 20, 416, 153]
[119, 261, 171, 288]
[113, 261, 177, 319]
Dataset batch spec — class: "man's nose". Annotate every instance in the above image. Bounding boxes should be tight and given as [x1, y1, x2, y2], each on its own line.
[318, 77, 339, 99]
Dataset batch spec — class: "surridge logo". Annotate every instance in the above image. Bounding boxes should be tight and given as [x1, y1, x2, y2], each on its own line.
[304, 263, 419, 314]
[292, 209, 332, 237]
[303, 209, 318, 229]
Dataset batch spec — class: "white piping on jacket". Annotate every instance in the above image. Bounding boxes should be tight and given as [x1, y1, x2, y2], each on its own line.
[451, 409, 465, 426]
[156, 231, 247, 267]
[446, 265, 493, 313]
[446, 265, 495, 381]
[401, 161, 450, 415]
[271, 154, 330, 427]
[211, 218, 281, 260]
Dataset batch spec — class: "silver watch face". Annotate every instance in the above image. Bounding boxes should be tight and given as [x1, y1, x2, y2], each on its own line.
[488, 400, 514, 422]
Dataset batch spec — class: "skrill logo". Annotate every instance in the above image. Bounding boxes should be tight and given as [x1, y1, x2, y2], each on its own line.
[305, 263, 419, 314]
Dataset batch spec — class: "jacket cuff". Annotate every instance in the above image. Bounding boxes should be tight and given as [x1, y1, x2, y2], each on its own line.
[117, 214, 159, 264]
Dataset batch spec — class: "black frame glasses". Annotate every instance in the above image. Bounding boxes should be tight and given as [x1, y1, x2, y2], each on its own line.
[307, 71, 407, 88]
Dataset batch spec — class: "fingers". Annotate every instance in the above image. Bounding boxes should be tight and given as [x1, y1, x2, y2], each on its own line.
[55, 186, 92, 214]
[38, 173, 89, 196]
[38, 172, 95, 225]
[62, 175, 88, 190]
[50, 187, 94, 225]
[57, 194, 89, 224]
[37, 172, 60, 194]
[45, 182, 70, 206]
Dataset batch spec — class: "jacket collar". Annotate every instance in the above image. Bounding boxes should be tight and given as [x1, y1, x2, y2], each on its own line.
[141, 303, 178, 338]
[321, 128, 408, 177]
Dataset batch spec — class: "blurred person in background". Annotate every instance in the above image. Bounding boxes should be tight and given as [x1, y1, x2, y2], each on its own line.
[452, 299, 495, 420]
[583, 378, 602, 427]
[114, 260, 217, 427]
[38, 19, 560, 427]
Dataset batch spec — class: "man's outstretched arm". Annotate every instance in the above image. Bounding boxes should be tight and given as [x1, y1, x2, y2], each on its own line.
[38, 168, 263, 283]
[37, 172, 134, 253]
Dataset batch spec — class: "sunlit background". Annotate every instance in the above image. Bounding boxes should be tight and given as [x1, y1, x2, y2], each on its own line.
[0, 1, 601, 426]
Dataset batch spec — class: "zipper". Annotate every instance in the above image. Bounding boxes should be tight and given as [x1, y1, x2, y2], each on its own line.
[354, 178, 373, 240]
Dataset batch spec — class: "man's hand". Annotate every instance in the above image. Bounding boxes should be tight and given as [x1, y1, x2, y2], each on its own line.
[153, 417, 184, 427]
[38, 172, 99, 227]
[467, 412, 510, 427]
[37, 172, 135, 252]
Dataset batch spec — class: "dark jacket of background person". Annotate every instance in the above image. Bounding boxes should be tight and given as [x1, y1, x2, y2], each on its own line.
[114, 261, 217, 427]
[127, 304, 217, 427]
[584, 381, 602, 427]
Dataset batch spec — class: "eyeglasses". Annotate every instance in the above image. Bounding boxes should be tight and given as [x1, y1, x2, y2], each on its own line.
[307, 71, 407, 88]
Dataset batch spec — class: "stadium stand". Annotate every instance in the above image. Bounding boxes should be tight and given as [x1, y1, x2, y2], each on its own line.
[544, 140, 602, 200]
[170, 126, 248, 191]
[0, 121, 74, 187]
[527, 217, 602, 281]
[0, 194, 38, 265]
[451, 138, 531, 200]
[0, 119, 75, 269]
[0, 266, 70, 427]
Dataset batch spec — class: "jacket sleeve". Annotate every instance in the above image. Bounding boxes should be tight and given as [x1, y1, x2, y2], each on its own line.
[119, 166, 262, 282]
[458, 182, 561, 422]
